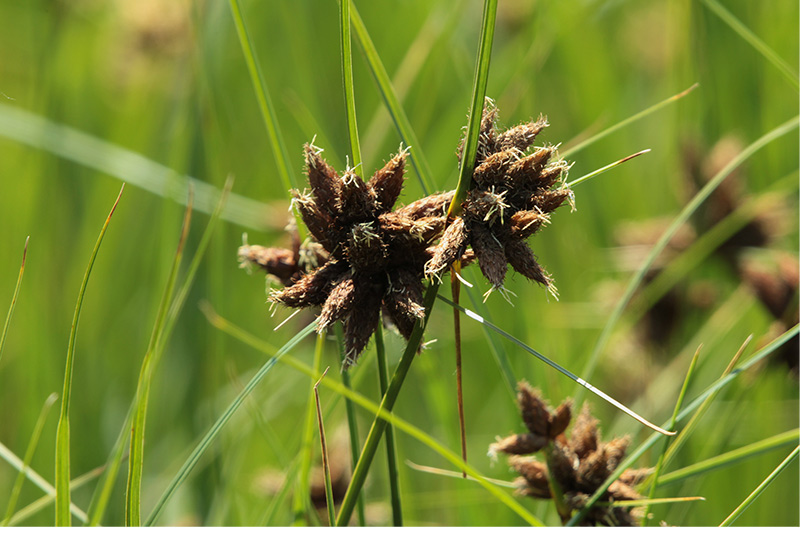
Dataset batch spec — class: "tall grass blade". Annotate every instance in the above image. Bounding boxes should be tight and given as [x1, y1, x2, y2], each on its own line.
[447, 0, 498, 217]
[144, 320, 318, 526]
[566, 149, 650, 188]
[659, 429, 799, 487]
[227, 0, 296, 191]
[54, 184, 123, 526]
[313, 368, 336, 526]
[0, 440, 89, 524]
[374, 323, 403, 525]
[574, 116, 799, 402]
[700, 0, 799, 90]
[0, 103, 267, 230]
[125, 190, 194, 526]
[561, 84, 698, 158]
[643, 346, 700, 525]
[436, 295, 674, 436]
[2, 393, 58, 526]
[339, 0, 362, 170]
[0, 236, 28, 368]
[204, 307, 544, 526]
[718, 445, 799, 526]
[350, 3, 435, 194]
[565, 324, 800, 526]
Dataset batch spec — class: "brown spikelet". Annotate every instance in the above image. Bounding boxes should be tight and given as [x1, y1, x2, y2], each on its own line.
[508, 456, 551, 498]
[368, 151, 407, 213]
[549, 401, 572, 438]
[491, 433, 549, 456]
[471, 222, 507, 288]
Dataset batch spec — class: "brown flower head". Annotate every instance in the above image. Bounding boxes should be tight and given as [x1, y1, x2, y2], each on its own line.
[490, 382, 651, 526]
[269, 144, 450, 367]
[427, 99, 573, 297]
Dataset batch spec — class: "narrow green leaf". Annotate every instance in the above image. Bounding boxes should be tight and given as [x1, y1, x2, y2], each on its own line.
[719, 445, 799, 526]
[228, 0, 296, 191]
[313, 368, 336, 526]
[339, 0, 362, 170]
[566, 149, 650, 188]
[350, 3, 435, 194]
[144, 320, 319, 526]
[2, 393, 58, 526]
[700, 0, 799, 90]
[55, 185, 123, 526]
[0, 236, 28, 369]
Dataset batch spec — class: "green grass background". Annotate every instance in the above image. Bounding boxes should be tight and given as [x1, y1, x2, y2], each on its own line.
[0, 0, 797, 526]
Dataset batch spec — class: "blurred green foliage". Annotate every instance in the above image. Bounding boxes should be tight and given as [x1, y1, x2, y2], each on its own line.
[0, 0, 797, 526]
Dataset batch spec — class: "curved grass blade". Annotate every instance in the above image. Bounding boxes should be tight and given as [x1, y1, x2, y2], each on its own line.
[227, 0, 296, 192]
[144, 319, 318, 526]
[0, 236, 29, 368]
[88, 178, 232, 526]
[447, 0, 498, 217]
[2, 393, 58, 526]
[700, 0, 799, 90]
[719, 445, 799, 526]
[436, 294, 675, 436]
[350, 3, 435, 194]
[406, 460, 516, 489]
[561, 84, 698, 158]
[204, 306, 544, 526]
[643, 346, 700, 525]
[566, 149, 650, 188]
[55, 185, 123, 526]
[658, 428, 799, 487]
[125, 190, 193, 526]
[573, 116, 799, 403]
[0, 103, 267, 230]
[313, 368, 336, 526]
[6, 463, 106, 526]
[566, 324, 800, 526]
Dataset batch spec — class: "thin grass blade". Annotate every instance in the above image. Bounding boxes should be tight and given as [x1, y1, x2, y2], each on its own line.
[2, 393, 58, 526]
[719, 445, 799, 526]
[55, 184, 123, 526]
[566, 149, 650, 188]
[0, 236, 29, 368]
[144, 319, 318, 526]
[313, 368, 336, 526]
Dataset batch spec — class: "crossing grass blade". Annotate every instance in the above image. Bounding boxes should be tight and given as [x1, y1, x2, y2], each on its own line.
[144, 319, 319, 526]
[0, 236, 28, 368]
[202, 306, 545, 526]
[566, 324, 800, 526]
[718, 445, 800, 526]
[573, 115, 799, 403]
[54, 185, 123, 526]
[2, 393, 58, 526]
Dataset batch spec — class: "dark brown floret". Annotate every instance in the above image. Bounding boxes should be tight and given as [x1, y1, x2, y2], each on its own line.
[427, 100, 572, 296]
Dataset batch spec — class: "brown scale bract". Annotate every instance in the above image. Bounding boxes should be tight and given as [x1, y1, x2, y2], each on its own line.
[427, 100, 572, 297]
[490, 382, 652, 526]
[269, 143, 452, 368]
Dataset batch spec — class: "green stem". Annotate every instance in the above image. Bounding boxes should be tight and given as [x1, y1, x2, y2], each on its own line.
[335, 283, 439, 526]
[375, 322, 403, 525]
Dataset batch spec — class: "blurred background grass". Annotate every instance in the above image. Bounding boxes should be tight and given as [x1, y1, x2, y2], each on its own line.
[0, 0, 797, 526]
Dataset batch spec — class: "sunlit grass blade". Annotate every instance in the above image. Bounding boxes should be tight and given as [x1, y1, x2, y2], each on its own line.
[0, 236, 28, 368]
[292, 333, 324, 525]
[227, 0, 296, 192]
[144, 319, 319, 526]
[0, 103, 267, 230]
[561, 84, 698, 158]
[313, 368, 336, 526]
[573, 115, 799, 401]
[719, 445, 799, 526]
[6, 462, 106, 526]
[406, 460, 516, 488]
[659, 428, 799, 487]
[350, 3, 435, 194]
[89, 178, 231, 526]
[125, 189, 193, 526]
[700, 0, 799, 91]
[643, 346, 700, 525]
[566, 149, 650, 188]
[565, 324, 799, 526]
[603, 496, 705, 508]
[203, 306, 544, 526]
[447, 0, 498, 217]
[2, 393, 58, 526]
[54, 184, 123, 526]
[436, 295, 674, 436]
